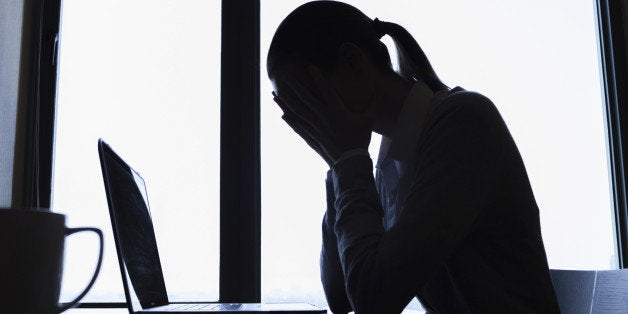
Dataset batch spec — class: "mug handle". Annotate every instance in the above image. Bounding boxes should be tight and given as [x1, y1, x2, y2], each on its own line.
[57, 227, 104, 313]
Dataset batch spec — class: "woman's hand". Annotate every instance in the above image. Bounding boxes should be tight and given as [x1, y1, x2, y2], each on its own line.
[273, 91, 334, 167]
[274, 65, 372, 165]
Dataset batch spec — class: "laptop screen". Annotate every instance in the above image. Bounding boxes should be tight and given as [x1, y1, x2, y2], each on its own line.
[98, 139, 169, 310]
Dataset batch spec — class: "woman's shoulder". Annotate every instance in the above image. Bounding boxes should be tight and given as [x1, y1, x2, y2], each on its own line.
[431, 86, 502, 123]
[441, 87, 497, 112]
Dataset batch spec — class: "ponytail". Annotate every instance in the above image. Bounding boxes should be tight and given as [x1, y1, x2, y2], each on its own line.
[373, 18, 448, 92]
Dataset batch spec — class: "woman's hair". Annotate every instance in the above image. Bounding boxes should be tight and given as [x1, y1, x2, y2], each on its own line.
[267, 1, 448, 92]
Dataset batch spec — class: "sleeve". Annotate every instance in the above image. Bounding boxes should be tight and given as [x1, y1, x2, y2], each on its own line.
[320, 170, 353, 314]
[331, 93, 506, 313]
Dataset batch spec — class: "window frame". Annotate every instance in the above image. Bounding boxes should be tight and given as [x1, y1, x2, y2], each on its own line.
[12, 0, 61, 210]
[219, 0, 261, 303]
[16, 0, 627, 307]
[595, 0, 628, 267]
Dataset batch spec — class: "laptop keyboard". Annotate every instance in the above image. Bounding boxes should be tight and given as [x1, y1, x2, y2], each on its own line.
[214, 304, 244, 310]
[162, 303, 242, 311]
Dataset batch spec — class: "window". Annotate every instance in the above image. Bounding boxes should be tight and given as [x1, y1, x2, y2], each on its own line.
[54, 0, 221, 302]
[261, 0, 616, 309]
[36, 0, 624, 310]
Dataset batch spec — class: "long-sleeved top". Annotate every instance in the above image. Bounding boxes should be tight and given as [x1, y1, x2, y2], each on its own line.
[320, 83, 561, 314]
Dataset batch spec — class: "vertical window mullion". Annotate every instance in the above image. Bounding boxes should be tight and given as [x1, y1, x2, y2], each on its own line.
[596, 0, 628, 268]
[219, 0, 261, 302]
[12, 0, 61, 210]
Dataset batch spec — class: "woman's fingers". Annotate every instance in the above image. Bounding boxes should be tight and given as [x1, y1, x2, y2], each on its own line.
[273, 90, 321, 126]
[273, 95, 293, 116]
[307, 65, 344, 111]
[282, 113, 333, 166]
[283, 115, 317, 146]
[282, 113, 323, 146]
[274, 86, 334, 148]
[284, 77, 337, 124]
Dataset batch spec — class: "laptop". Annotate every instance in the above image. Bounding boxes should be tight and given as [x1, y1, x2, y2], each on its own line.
[98, 139, 326, 313]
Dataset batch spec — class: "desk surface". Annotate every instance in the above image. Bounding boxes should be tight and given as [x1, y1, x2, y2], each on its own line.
[67, 310, 127, 313]
[66, 309, 426, 314]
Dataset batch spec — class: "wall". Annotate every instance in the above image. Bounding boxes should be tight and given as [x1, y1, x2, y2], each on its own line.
[0, 0, 24, 208]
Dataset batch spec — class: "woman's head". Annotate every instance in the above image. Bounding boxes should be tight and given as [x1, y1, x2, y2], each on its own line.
[267, 1, 447, 132]
[267, 1, 391, 78]
[267, 1, 392, 113]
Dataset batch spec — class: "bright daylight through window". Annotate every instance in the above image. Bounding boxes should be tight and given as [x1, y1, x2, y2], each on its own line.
[51, 0, 615, 309]
[54, 0, 221, 302]
[261, 0, 615, 310]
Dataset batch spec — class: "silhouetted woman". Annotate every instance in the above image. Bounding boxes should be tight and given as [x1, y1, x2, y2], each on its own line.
[267, 1, 560, 313]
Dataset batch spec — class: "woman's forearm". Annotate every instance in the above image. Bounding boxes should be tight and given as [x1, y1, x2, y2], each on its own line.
[320, 171, 352, 314]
